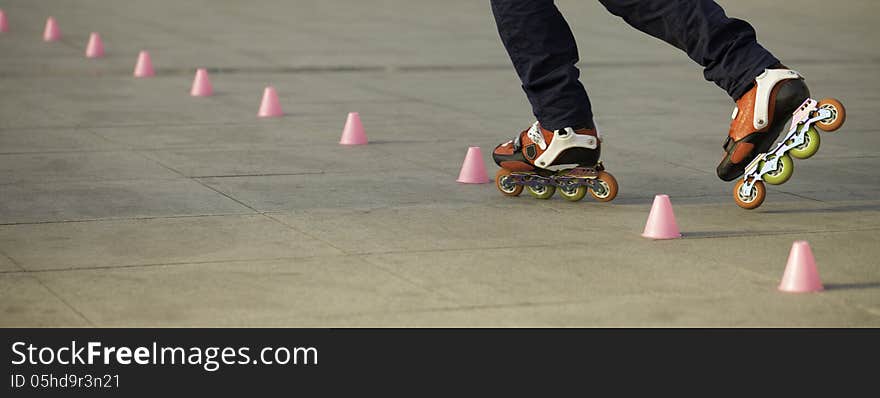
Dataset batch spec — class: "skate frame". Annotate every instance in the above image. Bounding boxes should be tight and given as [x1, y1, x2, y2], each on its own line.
[503, 164, 604, 192]
[738, 98, 832, 197]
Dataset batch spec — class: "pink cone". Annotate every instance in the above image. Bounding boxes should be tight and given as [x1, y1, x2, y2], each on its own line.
[85, 32, 104, 58]
[257, 86, 282, 117]
[642, 194, 681, 239]
[778, 241, 824, 293]
[133, 50, 154, 77]
[0, 10, 9, 33]
[339, 112, 368, 145]
[190, 68, 213, 97]
[43, 17, 60, 41]
[457, 147, 490, 184]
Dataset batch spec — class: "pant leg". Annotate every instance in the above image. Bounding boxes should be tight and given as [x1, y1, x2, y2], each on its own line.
[490, 0, 593, 131]
[598, 0, 779, 100]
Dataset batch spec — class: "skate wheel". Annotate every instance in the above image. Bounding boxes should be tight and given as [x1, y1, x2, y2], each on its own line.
[733, 179, 766, 210]
[495, 169, 523, 197]
[789, 126, 821, 160]
[527, 183, 555, 200]
[558, 184, 587, 202]
[815, 98, 846, 132]
[761, 153, 794, 185]
[589, 171, 618, 202]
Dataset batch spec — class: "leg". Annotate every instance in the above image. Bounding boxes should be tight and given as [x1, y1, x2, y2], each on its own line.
[490, 0, 593, 131]
[490, 2, 606, 200]
[600, 0, 816, 184]
[598, 0, 780, 100]
[490, 1, 607, 201]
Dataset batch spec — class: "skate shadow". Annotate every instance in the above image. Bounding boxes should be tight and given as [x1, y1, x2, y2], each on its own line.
[761, 203, 880, 214]
[682, 230, 781, 239]
[823, 282, 880, 291]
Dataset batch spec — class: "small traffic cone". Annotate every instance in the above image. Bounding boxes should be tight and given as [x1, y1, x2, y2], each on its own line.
[339, 112, 367, 145]
[0, 9, 9, 33]
[190, 68, 213, 97]
[457, 147, 490, 184]
[85, 32, 104, 58]
[43, 17, 60, 41]
[642, 194, 681, 239]
[257, 86, 282, 117]
[133, 50, 154, 77]
[778, 241, 824, 293]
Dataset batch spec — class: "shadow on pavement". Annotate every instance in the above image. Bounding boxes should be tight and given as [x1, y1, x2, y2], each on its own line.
[761, 203, 880, 214]
[681, 230, 807, 239]
[823, 282, 880, 291]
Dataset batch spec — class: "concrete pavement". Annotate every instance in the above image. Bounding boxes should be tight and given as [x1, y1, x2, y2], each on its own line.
[0, 0, 878, 326]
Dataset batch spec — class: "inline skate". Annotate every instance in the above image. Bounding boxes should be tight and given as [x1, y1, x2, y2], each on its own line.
[721, 68, 846, 209]
[733, 96, 845, 209]
[492, 121, 618, 202]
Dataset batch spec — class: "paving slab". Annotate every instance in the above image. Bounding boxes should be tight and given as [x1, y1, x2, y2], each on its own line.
[679, 230, 880, 316]
[0, 150, 180, 184]
[0, 179, 252, 224]
[274, 203, 621, 255]
[323, 292, 874, 327]
[32, 257, 451, 327]
[0, 253, 19, 273]
[273, 199, 880, 255]
[0, 275, 90, 327]
[357, 227, 879, 307]
[199, 169, 497, 212]
[0, 215, 342, 271]
[142, 144, 422, 178]
[5, 77, 248, 129]
[0, 127, 121, 154]
[85, 123, 309, 150]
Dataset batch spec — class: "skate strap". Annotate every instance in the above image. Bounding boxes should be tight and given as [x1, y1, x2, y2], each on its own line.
[519, 122, 598, 151]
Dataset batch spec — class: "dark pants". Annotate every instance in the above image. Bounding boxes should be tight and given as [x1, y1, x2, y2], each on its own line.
[490, 0, 780, 131]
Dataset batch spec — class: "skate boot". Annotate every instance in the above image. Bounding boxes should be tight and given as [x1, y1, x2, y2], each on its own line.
[492, 121, 618, 202]
[717, 66, 811, 182]
[724, 68, 847, 209]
